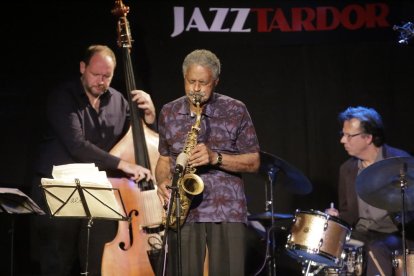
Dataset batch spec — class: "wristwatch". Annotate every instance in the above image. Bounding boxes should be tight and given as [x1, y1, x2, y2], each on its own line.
[215, 152, 223, 166]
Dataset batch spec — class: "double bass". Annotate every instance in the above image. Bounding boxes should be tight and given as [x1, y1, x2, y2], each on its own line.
[102, 0, 164, 275]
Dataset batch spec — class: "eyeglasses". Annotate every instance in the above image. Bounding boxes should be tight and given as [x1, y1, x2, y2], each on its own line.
[340, 131, 363, 140]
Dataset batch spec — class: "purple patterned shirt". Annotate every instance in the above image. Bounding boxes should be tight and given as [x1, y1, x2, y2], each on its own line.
[158, 93, 260, 223]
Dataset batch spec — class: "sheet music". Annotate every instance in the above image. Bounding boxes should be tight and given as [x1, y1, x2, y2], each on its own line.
[41, 163, 123, 219]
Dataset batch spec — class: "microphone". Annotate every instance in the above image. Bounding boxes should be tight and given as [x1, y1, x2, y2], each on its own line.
[170, 152, 188, 189]
[393, 22, 414, 44]
[175, 152, 189, 173]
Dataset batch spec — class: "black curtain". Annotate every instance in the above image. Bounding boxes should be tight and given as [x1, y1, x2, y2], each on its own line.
[1, 1, 414, 275]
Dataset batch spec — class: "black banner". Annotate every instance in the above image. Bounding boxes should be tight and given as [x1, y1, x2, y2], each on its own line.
[133, 1, 413, 45]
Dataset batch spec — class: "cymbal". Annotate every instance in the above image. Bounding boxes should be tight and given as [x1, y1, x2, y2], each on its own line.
[248, 211, 294, 221]
[356, 156, 414, 212]
[259, 151, 312, 195]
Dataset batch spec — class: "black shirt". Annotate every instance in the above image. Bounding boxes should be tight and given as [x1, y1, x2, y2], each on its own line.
[34, 78, 130, 177]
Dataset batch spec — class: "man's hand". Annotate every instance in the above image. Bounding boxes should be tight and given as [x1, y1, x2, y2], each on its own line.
[188, 143, 214, 167]
[325, 202, 339, 217]
[157, 182, 171, 208]
[117, 159, 153, 182]
[131, 90, 156, 124]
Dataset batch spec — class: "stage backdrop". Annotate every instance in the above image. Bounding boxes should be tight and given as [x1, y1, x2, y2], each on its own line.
[1, 0, 414, 274]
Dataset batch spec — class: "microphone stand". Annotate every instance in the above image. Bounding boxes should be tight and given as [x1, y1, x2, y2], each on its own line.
[157, 166, 183, 276]
[173, 184, 182, 276]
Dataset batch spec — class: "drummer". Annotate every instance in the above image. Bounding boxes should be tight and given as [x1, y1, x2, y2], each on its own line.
[326, 106, 414, 275]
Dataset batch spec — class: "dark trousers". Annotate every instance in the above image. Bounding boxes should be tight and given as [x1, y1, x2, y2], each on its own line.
[166, 222, 247, 276]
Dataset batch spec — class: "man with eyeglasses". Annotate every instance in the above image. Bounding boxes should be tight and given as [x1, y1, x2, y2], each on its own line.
[326, 106, 413, 275]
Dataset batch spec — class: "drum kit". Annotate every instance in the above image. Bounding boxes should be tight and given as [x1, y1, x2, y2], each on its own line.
[248, 153, 414, 276]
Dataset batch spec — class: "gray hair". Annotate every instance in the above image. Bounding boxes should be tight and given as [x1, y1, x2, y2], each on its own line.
[182, 49, 221, 79]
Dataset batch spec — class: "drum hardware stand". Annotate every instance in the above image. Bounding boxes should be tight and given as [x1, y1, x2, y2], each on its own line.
[257, 152, 313, 275]
[253, 166, 279, 276]
[304, 261, 312, 276]
[301, 260, 324, 276]
[399, 163, 408, 276]
[264, 167, 278, 276]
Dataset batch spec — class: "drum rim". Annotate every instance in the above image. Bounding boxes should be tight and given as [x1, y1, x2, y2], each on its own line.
[393, 248, 414, 255]
[295, 209, 328, 219]
[285, 244, 341, 266]
[295, 209, 351, 229]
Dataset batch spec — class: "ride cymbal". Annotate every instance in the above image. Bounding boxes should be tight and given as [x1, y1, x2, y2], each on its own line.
[259, 151, 312, 195]
[356, 156, 414, 212]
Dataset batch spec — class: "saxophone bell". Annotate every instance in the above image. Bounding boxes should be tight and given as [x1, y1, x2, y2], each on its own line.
[180, 174, 204, 195]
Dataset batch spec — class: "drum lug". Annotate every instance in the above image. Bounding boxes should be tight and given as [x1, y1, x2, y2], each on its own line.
[318, 239, 323, 250]
[333, 257, 340, 265]
[392, 257, 399, 268]
[392, 250, 399, 268]
[345, 231, 351, 242]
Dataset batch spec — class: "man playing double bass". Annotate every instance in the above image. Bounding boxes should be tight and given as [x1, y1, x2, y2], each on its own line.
[30, 45, 156, 275]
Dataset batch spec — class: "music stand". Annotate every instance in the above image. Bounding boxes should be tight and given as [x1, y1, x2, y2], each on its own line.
[0, 187, 45, 276]
[41, 178, 128, 276]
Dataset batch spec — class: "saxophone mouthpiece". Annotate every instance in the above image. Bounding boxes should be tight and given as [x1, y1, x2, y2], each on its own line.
[194, 94, 202, 104]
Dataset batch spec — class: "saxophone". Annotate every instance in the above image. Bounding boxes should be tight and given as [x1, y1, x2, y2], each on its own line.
[167, 95, 205, 229]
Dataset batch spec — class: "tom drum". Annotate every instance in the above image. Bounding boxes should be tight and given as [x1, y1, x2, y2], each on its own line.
[286, 210, 351, 267]
[393, 249, 414, 276]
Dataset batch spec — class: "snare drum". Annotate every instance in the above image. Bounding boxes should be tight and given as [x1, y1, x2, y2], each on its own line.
[393, 249, 414, 276]
[286, 210, 351, 266]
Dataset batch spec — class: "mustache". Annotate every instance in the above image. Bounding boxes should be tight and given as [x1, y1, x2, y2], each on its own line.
[188, 91, 205, 104]
[97, 83, 107, 90]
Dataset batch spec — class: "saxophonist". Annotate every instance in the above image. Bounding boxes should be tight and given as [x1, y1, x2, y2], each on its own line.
[155, 49, 260, 276]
